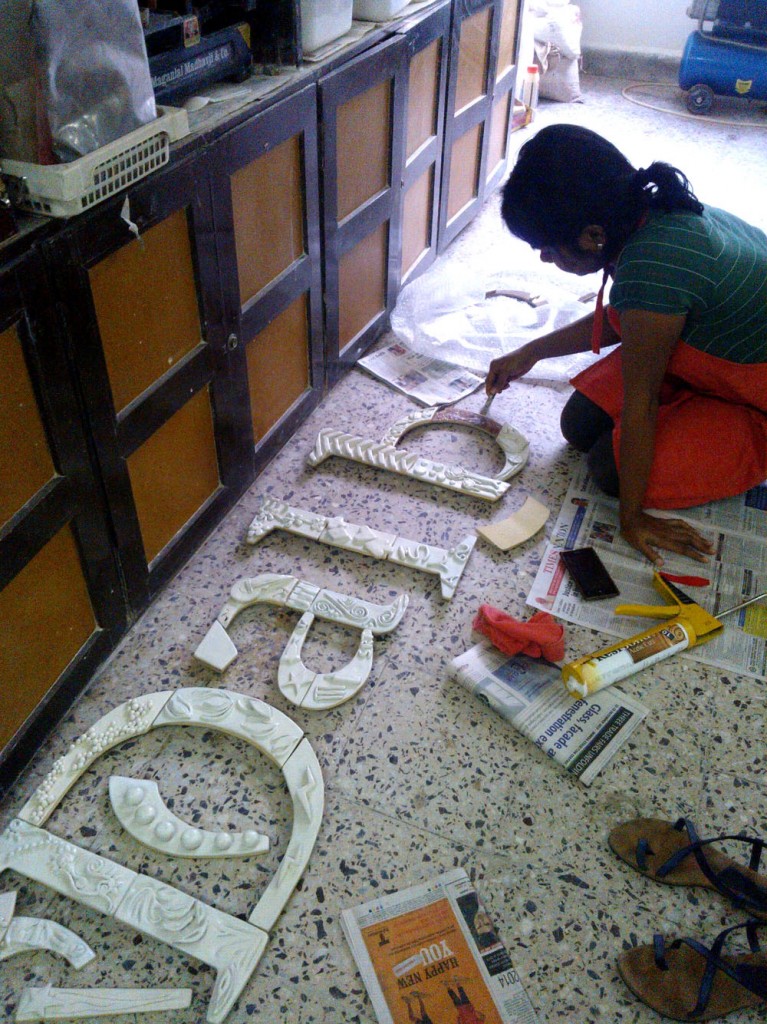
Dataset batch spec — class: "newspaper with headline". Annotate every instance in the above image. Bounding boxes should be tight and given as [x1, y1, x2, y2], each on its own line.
[341, 868, 539, 1024]
[450, 643, 647, 785]
[526, 467, 767, 681]
[357, 341, 484, 406]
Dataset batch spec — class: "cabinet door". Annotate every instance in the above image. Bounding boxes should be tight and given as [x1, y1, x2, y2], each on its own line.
[438, 0, 503, 251]
[0, 252, 125, 787]
[486, 0, 522, 193]
[46, 153, 254, 614]
[397, 1, 452, 287]
[320, 35, 408, 384]
[210, 85, 324, 469]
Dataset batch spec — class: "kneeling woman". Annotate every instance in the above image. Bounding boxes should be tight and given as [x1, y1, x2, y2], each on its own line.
[486, 124, 767, 565]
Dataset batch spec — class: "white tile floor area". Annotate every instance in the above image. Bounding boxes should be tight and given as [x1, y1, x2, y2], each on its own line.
[2, 76, 767, 1023]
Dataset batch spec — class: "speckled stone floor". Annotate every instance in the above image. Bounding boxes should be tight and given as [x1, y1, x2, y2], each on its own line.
[2, 76, 767, 1024]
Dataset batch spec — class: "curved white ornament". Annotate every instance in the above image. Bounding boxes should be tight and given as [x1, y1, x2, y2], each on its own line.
[194, 572, 408, 672]
[246, 497, 475, 600]
[2, 689, 324, 1024]
[0, 891, 95, 968]
[277, 612, 374, 709]
[108, 777, 270, 859]
[379, 406, 530, 482]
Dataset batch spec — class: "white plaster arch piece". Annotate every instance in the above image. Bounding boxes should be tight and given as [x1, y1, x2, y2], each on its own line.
[307, 428, 511, 502]
[246, 497, 476, 600]
[3, 688, 324, 1024]
[108, 776, 270, 859]
[277, 612, 374, 709]
[0, 891, 95, 969]
[194, 572, 408, 673]
[379, 406, 530, 482]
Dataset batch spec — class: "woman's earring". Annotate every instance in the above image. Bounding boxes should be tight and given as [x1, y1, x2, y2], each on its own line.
[596, 243, 604, 251]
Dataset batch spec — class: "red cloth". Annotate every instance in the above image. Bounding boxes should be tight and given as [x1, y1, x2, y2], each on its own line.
[472, 606, 565, 662]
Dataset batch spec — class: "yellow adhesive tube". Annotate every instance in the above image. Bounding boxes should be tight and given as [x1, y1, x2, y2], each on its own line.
[562, 620, 695, 698]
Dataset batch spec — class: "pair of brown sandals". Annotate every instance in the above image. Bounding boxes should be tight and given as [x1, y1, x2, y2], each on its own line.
[609, 817, 767, 1021]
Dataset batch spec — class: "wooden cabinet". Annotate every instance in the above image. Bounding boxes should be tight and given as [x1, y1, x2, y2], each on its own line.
[397, 1, 452, 287]
[0, 0, 524, 784]
[210, 84, 324, 472]
[45, 152, 255, 615]
[319, 35, 408, 383]
[438, 0, 520, 251]
[0, 250, 124, 787]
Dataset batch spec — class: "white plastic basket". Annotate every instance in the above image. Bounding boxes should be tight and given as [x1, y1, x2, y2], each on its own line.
[0, 105, 190, 218]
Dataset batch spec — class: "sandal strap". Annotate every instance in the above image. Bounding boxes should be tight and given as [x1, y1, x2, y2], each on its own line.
[649, 818, 767, 914]
[677, 920, 767, 1017]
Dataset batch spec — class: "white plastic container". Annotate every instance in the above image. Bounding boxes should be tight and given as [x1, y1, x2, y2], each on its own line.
[300, 0, 353, 53]
[353, 0, 411, 20]
[519, 65, 540, 109]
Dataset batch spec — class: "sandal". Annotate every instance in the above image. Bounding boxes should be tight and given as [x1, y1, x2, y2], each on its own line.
[609, 818, 767, 920]
[617, 919, 767, 1021]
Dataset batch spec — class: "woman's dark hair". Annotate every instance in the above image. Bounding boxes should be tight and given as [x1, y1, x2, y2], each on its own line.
[501, 125, 703, 259]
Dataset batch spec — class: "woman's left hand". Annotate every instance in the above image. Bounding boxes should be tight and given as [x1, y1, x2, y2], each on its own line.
[620, 510, 714, 566]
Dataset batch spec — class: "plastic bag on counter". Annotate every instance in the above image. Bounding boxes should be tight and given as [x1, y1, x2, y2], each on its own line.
[31, 0, 157, 162]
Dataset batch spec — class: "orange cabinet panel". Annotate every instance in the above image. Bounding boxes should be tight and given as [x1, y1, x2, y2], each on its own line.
[337, 79, 393, 222]
[231, 134, 305, 307]
[402, 166, 434, 279]
[89, 210, 202, 414]
[0, 321, 56, 528]
[246, 294, 310, 443]
[339, 222, 388, 352]
[0, 523, 96, 749]
[406, 38, 441, 160]
[447, 123, 483, 223]
[126, 386, 220, 565]
[455, 7, 492, 113]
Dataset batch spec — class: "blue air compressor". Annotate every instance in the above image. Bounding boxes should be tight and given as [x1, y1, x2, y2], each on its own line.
[679, 0, 767, 113]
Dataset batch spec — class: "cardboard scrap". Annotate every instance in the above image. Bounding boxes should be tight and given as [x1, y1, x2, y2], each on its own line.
[477, 496, 549, 551]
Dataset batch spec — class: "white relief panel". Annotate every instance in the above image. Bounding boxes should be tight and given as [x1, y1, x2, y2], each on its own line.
[248, 738, 324, 933]
[307, 428, 511, 501]
[15, 985, 192, 1021]
[0, 913, 94, 968]
[277, 613, 374, 709]
[246, 497, 475, 600]
[194, 573, 408, 673]
[109, 777, 270, 859]
[1, 689, 324, 1024]
[17, 692, 174, 828]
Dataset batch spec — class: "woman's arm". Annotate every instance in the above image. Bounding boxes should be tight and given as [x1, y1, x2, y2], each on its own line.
[617, 308, 714, 564]
[485, 306, 620, 394]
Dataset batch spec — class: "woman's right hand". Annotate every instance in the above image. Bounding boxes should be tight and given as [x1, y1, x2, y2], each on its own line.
[485, 345, 538, 395]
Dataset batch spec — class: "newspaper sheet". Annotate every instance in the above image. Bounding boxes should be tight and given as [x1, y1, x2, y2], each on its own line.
[527, 467, 767, 681]
[450, 643, 647, 785]
[357, 341, 483, 407]
[341, 868, 539, 1024]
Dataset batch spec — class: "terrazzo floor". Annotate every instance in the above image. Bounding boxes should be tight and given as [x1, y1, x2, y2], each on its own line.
[2, 75, 767, 1024]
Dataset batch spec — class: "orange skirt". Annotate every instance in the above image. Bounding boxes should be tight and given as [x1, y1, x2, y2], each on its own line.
[570, 332, 767, 509]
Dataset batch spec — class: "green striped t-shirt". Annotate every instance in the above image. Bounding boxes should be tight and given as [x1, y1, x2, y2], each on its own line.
[608, 206, 767, 363]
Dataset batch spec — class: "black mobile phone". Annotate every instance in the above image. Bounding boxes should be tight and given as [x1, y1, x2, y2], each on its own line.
[560, 546, 620, 601]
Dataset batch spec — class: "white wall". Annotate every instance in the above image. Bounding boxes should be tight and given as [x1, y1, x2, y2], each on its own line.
[577, 0, 693, 57]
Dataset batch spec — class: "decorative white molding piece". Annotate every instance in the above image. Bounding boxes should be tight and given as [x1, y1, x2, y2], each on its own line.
[0, 911, 94, 968]
[194, 573, 408, 672]
[1, 689, 324, 1024]
[0, 890, 14, 938]
[379, 406, 530, 483]
[246, 497, 476, 600]
[17, 692, 174, 828]
[15, 985, 192, 1021]
[278, 613, 374, 709]
[109, 777, 270, 860]
[307, 428, 511, 501]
